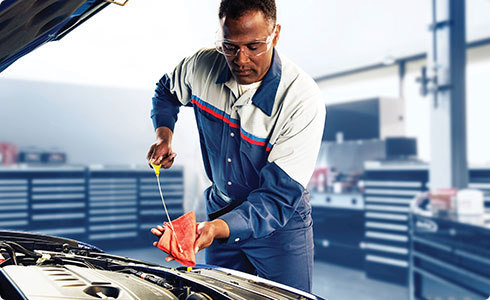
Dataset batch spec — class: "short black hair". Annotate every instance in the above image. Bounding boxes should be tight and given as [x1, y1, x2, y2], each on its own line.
[219, 0, 276, 25]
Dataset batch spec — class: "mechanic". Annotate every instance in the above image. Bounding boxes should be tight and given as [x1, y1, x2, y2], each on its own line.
[148, 0, 325, 292]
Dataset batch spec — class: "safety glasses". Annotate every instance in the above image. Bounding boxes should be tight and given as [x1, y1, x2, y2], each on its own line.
[215, 25, 277, 57]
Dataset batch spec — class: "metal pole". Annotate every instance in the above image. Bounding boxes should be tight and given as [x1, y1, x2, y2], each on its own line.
[428, 0, 468, 189]
[398, 60, 406, 99]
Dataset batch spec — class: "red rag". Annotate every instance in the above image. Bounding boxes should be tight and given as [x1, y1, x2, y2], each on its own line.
[157, 211, 196, 267]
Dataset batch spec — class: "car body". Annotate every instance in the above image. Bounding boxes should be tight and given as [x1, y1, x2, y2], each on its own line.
[0, 230, 324, 300]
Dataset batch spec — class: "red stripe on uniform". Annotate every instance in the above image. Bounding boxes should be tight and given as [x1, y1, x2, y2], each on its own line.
[192, 99, 239, 128]
[223, 116, 240, 128]
[192, 98, 270, 149]
[192, 99, 222, 120]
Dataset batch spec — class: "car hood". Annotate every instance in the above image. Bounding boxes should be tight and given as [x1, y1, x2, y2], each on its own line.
[0, 230, 324, 300]
[0, 0, 111, 73]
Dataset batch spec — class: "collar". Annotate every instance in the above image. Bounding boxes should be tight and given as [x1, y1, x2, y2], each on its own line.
[216, 49, 282, 116]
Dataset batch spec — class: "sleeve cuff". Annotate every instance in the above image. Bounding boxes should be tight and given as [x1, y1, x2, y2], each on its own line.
[218, 210, 252, 244]
[151, 113, 176, 132]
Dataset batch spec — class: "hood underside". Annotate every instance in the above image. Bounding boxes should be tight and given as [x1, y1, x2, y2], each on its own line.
[0, 0, 110, 72]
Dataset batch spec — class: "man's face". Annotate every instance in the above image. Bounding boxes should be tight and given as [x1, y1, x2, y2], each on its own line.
[220, 10, 280, 84]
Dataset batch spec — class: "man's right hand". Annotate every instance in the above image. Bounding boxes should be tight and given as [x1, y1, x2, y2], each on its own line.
[147, 126, 177, 169]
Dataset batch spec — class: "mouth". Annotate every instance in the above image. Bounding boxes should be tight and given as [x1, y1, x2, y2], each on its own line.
[233, 69, 253, 76]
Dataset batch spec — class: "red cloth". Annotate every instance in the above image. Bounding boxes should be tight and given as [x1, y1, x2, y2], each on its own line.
[157, 211, 196, 266]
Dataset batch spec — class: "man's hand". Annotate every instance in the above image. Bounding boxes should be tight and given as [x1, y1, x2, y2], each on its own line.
[151, 219, 230, 262]
[150, 225, 176, 262]
[194, 219, 230, 254]
[147, 126, 177, 169]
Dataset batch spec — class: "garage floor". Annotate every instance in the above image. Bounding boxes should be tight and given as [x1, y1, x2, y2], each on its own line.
[110, 247, 409, 300]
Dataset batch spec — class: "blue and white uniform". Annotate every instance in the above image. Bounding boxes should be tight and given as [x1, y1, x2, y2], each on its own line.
[151, 48, 325, 292]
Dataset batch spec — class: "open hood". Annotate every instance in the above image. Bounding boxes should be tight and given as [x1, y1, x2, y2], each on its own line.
[0, 0, 114, 73]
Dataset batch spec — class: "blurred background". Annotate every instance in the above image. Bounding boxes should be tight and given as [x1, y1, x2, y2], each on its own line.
[1, 0, 490, 299]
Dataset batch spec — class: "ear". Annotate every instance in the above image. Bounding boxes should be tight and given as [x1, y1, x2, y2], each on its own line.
[272, 24, 281, 47]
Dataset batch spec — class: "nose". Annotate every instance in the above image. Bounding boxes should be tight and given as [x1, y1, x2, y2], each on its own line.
[234, 48, 250, 65]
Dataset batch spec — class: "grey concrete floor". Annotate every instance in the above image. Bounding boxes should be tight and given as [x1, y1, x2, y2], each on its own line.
[110, 247, 409, 300]
[311, 261, 409, 300]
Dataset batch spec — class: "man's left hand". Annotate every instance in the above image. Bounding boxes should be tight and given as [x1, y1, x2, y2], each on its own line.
[194, 219, 230, 254]
[151, 225, 176, 262]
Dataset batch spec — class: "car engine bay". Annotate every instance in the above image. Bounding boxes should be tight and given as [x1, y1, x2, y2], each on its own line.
[0, 232, 317, 300]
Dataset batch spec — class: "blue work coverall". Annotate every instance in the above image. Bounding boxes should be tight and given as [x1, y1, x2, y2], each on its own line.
[151, 48, 325, 292]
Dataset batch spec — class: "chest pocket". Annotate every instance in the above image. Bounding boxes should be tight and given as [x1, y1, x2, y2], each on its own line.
[238, 134, 270, 187]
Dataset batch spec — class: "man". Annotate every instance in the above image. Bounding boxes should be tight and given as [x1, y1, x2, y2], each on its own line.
[148, 0, 325, 293]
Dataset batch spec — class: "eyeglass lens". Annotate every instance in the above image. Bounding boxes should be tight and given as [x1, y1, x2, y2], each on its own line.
[220, 41, 269, 57]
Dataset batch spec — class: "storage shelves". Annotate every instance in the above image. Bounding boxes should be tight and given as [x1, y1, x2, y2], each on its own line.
[31, 175, 86, 241]
[0, 167, 87, 241]
[363, 164, 490, 288]
[311, 192, 365, 269]
[410, 214, 490, 299]
[0, 166, 184, 249]
[0, 178, 28, 229]
[87, 172, 138, 247]
[363, 168, 428, 285]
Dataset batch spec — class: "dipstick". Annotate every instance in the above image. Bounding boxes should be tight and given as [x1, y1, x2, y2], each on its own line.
[152, 164, 184, 254]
